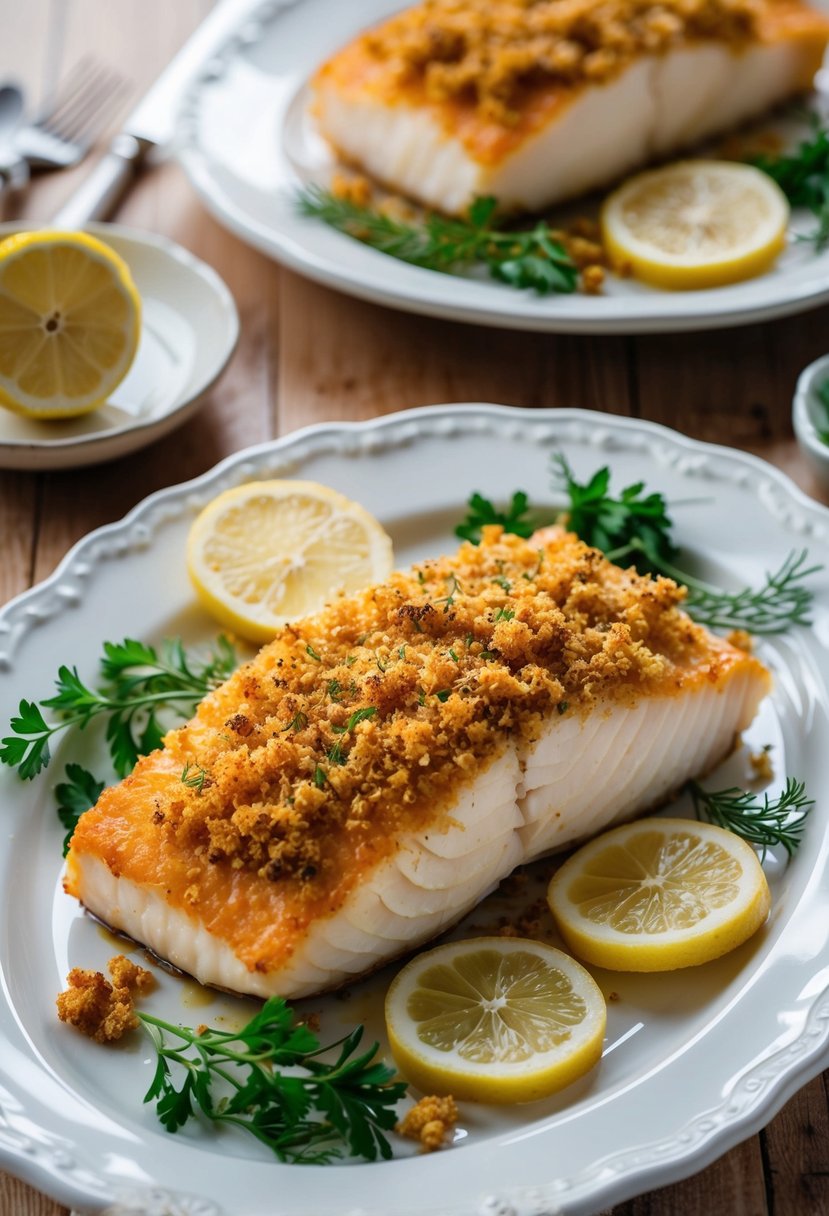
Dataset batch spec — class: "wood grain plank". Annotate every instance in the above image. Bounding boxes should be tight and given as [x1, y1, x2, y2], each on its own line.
[762, 1074, 829, 1214]
[276, 271, 633, 430]
[0, 1176, 63, 1216]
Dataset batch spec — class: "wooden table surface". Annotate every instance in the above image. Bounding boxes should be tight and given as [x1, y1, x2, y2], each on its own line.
[2, 3, 829, 1214]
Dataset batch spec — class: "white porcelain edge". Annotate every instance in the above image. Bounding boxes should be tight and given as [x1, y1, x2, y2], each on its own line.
[793, 353, 829, 493]
[2, 404, 829, 1216]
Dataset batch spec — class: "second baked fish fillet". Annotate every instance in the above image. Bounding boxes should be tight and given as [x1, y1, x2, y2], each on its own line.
[66, 528, 769, 999]
[313, 0, 829, 215]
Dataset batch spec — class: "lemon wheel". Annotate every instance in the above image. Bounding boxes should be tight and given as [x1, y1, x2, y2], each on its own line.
[187, 479, 394, 642]
[385, 937, 606, 1104]
[601, 161, 789, 290]
[0, 230, 141, 419]
[547, 818, 771, 972]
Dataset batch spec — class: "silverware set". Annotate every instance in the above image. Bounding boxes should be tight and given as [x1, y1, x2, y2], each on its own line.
[0, 57, 127, 211]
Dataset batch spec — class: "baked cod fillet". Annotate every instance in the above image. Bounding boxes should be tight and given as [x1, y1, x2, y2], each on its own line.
[66, 528, 770, 999]
[312, 0, 829, 215]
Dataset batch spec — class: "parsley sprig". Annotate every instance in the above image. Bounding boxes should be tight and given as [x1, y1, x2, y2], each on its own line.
[55, 763, 104, 856]
[688, 776, 814, 859]
[550, 456, 819, 634]
[455, 491, 536, 545]
[139, 996, 406, 1163]
[456, 457, 818, 636]
[297, 190, 579, 295]
[754, 114, 829, 249]
[1, 636, 236, 781]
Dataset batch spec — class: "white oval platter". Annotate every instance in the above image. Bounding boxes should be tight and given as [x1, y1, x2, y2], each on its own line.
[176, 0, 829, 335]
[1, 404, 828, 1216]
[0, 223, 239, 471]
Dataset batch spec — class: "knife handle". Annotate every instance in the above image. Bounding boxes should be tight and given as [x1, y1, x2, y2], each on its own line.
[51, 133, 154, 228]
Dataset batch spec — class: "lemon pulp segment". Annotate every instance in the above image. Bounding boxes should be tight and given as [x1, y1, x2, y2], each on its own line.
[0, 230, 141, 418]
[385, 937, 606, 1103]
[547, 818, 771, 971]
[187, 479, 394, 642]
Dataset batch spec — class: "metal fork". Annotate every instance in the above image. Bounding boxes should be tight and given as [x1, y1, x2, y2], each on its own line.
[3, 58, 128, 196]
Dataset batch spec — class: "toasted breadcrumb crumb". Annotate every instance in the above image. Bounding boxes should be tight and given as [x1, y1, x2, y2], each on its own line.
[397, 1094, 459, 1150]
[749, 745, 774, 781]
[56, 955, 155, 1043]
[727, 628, 754, 653]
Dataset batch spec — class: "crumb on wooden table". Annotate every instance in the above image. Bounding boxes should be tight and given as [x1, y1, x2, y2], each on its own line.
[56, 954, 155, 1044]
[397, 1094, 459, 1151]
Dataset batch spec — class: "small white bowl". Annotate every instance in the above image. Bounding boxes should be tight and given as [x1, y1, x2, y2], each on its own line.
[0, 222, 239, 470]
[793, 353, 829, 493]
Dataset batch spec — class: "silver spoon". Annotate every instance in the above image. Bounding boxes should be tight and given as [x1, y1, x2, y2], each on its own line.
[0, 84, 29, 206]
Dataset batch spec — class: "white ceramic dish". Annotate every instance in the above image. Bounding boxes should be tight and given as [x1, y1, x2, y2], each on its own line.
[793, 352, 829, 492]
[1, 405, 829, 1216]
[0, 223, 239, 471]
[176, 0, 829, 335]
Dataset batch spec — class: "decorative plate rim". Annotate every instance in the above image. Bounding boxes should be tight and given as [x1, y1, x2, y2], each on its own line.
[2, 403, 829, 1216]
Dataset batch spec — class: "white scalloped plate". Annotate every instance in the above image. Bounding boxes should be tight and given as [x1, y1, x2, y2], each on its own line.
[176, 0, 829, 334]
[1, 405, 829, 1216]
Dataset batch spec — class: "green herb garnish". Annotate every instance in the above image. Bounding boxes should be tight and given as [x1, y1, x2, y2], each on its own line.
[754, 115, 829, 249]
[139, 996, 407, 1163]
[181, 763, 209, 794]
[688, 776, 814, 859]
[1, 636, 236, 781]
[455, 492, 535, 545]
[328, 707, 377, 765]
[551, 456, 819, 633]
[55, 763, 104, 856]
[297, 190, 579, 295]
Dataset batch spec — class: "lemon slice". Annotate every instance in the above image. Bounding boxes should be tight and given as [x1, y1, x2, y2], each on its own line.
[601, 161, 789, 289]
[0, 230, 141, 419]
[547, 818, 771, 972]
[187, 479, 394, 642]
[385, 937, 606, 1103]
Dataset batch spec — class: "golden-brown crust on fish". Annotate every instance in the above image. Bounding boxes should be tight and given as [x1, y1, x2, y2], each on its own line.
[315, 0, 829, 165]
[66, 528, 768, 980]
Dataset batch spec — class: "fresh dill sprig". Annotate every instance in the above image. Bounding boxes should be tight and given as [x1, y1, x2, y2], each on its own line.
[754, 114, 829, 249]
[297, 189, 579, 295]
[0, 636, 237, 781]
[54, 763, 105, 856]
[181, 762, 210, 794]
[139, 996, 407, 1163]
[688, 776, 814, 859]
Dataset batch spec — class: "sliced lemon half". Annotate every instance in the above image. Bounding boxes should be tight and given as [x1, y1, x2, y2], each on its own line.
[187, 479, 394, 643]
[385, 937, 606, 1104]
[0, 230, 141, 418]
[601, 161, 789, 289]
[547, 818, 771, 972]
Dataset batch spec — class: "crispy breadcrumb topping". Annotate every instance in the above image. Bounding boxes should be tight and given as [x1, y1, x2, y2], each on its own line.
[397, 1094, 459, 1150]
[56, 955, 155, 1043]
[148, 528, 729, 889]
[359, 0, 765, 123]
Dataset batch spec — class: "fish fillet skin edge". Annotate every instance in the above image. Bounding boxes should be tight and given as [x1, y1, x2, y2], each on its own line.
[66, 529, 771, 999]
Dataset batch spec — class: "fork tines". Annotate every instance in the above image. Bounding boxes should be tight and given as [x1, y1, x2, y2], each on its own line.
[38, 56, 129, 149]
